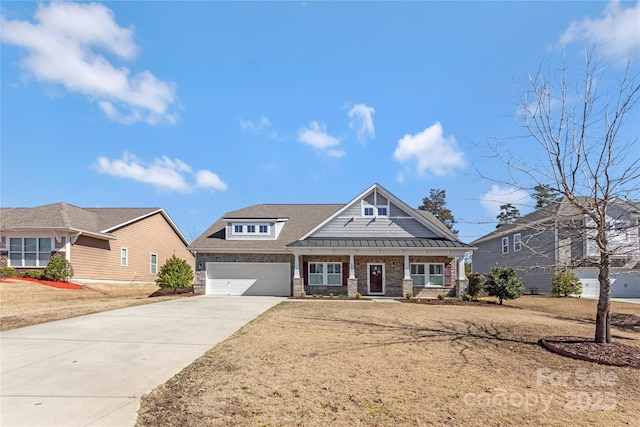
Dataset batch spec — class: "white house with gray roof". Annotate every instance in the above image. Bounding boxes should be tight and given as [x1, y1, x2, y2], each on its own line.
[189, 183, 475, 297]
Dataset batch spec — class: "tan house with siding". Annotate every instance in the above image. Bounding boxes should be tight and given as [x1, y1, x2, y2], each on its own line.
[0, 203, 193, 284]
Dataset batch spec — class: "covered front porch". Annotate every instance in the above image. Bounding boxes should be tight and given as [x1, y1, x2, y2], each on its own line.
[289, 240, 470, 298]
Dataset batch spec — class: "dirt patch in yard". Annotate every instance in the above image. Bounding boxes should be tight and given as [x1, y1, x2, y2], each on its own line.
[0, 279, 192, 331]
[137, 297, 640, 427]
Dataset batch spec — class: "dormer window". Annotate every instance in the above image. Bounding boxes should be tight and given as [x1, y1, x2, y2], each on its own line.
[247, 225, 255, 233]
[364, 207, 374, 216]
[377, 207, 387, 216]
[259, 225, 268, 233]
[234, 225, 243, 233]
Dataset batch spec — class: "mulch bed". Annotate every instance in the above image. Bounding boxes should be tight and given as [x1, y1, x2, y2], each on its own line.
[541, 336, 640, 368]
[1, 277, 83, 290]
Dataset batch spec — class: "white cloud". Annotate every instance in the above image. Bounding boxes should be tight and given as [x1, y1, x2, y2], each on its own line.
[195, 170, 228, 191]
[560, 0, 640, 64]
[480, 185, 533, 217]
[393, 122, 466, 176]
[239, 116, 280, 139]
[1, 2, 178, 124]
[298, 121, 342, 154]
[94, 152, 227, 193]
[348, 103, 375, 143]
[327, 149, 346, 158]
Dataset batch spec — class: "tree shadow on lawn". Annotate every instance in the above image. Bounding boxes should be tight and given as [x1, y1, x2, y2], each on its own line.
[297, 315, 540, 365]
[512, 310, 640, 335]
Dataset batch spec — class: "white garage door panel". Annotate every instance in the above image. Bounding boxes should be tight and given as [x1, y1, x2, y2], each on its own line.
[206, 262, 290, 296]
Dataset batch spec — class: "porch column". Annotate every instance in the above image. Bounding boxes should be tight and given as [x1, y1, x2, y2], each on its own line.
[293, 252, 304, 297]
[402, 254, 413, 298]
[349, 254, 355, 278]
[403, 254, 411, 279]
[294, 253, 301, 279]
[457, 256, 469, 297]
[347, 253, 358, 298]
[64, 236, 71, 262]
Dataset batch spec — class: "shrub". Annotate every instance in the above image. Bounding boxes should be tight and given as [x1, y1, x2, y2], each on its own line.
[405, 291, 413, 299]
[25, 269, 43, 279]
[467, 272, 485, 300]
[156, 255, 194, 294]
[300, 289, 307, 298]
[355, 292, 362, 299]
[465, 293, 473, 301]
[552, 270, 583, 297]
[437, 293, 445, 300]
[43, 256, 74, 282]
[485, 266, 525, 305]
[329, 292, 334, 298]
[0, 267, 16, 277]
[339, 294, 348, 299]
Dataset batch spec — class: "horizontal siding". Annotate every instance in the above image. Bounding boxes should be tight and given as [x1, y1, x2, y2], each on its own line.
[71, 213, 193, 283]
[473, 228, 557, 294]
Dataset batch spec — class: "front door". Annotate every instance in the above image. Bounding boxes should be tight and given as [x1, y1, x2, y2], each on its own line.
[368, 263, 384, 294]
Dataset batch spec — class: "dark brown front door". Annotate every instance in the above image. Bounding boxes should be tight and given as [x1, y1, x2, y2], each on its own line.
[369, 264, 383, 294]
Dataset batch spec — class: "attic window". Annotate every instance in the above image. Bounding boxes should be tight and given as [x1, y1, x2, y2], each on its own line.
[364, 207, 374, 216]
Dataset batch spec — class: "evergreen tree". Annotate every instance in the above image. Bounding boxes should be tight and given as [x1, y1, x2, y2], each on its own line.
[532, 184, 560, 208]
[496, 203, 520, 227]
[418, 189, 458, 235]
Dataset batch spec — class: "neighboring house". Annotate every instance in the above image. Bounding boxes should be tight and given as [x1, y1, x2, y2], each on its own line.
[189, 183, 474, 297]
[471, 198, 640, 297]
[0, 202, 194, 284]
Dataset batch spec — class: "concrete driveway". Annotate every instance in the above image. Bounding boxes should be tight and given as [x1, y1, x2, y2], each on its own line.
[0, 295, 284, 427]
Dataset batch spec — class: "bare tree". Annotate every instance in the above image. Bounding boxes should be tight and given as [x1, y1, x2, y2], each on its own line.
[486, 47, 640, 344]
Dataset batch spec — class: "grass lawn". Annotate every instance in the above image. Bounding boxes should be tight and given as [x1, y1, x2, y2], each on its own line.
[137, 296, 640, 426]
[0, 279, 191, 331]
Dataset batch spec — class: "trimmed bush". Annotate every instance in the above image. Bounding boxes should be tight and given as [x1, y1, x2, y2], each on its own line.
[156, 255, 194, 294]
[467, 272, 485, 300]
[485, 266, 525, 305]
[43, 256, 74, 282]
[25, 269, 43, 279]
[0, 267, 16, 277]
[552, 270, 583, 297]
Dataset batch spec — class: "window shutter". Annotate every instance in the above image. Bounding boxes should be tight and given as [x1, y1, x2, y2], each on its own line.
[342, 262, 349, 286]
[445, 263, 452, 286]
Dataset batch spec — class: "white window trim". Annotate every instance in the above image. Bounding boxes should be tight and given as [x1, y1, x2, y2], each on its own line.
[410, 263, 445, 287]
[514, 233, 522, 252]
[502, 237, 509, 254]
[150, 253, 158, 275]
[8, 237, 52, 268]
[121, 248, 128, 267]
[232, 222, 269, 235]
[308, 262, 343, 286]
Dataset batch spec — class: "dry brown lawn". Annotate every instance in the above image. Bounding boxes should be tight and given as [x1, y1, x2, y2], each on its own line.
[0, 279, 191, 331]
[137, 296, 640, 427]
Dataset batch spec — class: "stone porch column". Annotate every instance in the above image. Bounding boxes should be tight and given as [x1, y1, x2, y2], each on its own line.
[293, 253, 304, 296]
[457, 256, 469, 297]
[402, 254, 413, 297]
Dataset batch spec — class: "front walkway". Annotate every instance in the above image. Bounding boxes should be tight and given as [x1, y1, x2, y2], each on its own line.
[0, 296, 284, 427]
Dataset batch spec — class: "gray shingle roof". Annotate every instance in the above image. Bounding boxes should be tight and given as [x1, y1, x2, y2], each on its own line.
[189, 204, 344, 251]
[1, 202, 162, 239]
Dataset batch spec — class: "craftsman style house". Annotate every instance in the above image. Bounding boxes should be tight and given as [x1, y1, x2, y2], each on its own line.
[471, 198, 640, 297]
[189, 183, 474, 297]
[0, 202, 193, 284]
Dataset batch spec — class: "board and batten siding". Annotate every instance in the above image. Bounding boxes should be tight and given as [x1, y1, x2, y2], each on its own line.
[71, 212, 193, 283]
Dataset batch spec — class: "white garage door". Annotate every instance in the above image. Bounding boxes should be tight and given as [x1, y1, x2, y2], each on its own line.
[205, 262, 291, 296]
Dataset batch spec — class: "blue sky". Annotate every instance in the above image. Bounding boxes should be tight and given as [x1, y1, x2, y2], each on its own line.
[2, 1, 639, 242]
